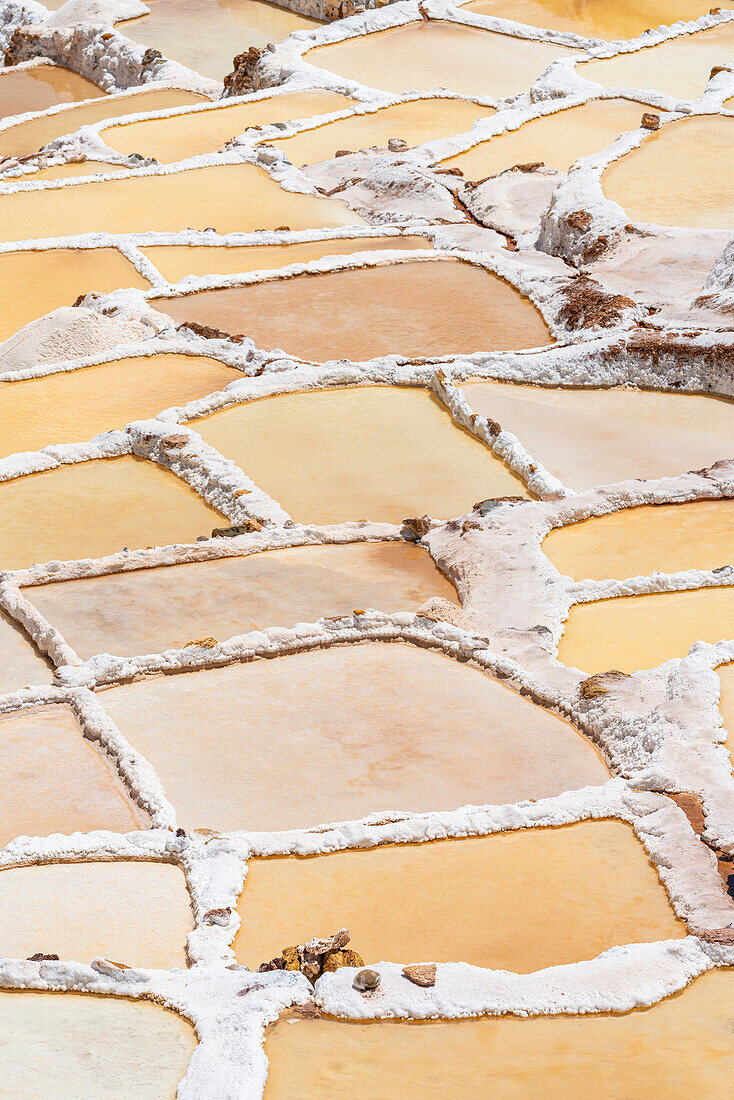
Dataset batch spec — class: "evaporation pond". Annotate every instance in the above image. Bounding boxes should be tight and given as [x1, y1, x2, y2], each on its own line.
[558, 587, 734, 673]
[581, 23, 734, 99]
[603, 115, 734, 229]
[464, 0, 713, 40]
[263, 970, 734, 1100]
[0, 993, 196, 1100]
[0, 247, 149, 342]
[143, 234, 431, 282]
[154, 259, 552, 360]
[25, 542, 459, 658]
[0, 704, 148, 843]
[543, 500, 734, 580]
[459, 380, 734, 490]
[0, 610, 52, 694]
[104, 90, 354, 162]
[98, 643, 608, 831]
[0, 353, 239, 459]
[306, 21, 579, 97]
[0, 455, 224, 570]
[0, 861, 191, 966]
[269, 97, 496, 166]
[235, 819, 682, 970]
[118, 0, 322, 80]
[190, 387, 530, 524]
[0, 164, 360, 243]
[0, 87, 206, 160]
[720, 662, 734, 754]
[442, 98, 649, 180]
[0, 65, 103, 122]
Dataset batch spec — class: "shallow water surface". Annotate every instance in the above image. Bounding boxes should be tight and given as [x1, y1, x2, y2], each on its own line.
[236, 820, 683, 970]
[720, 662, 734, 756]
[99, 643, 608, 830]
[0, 610, 53, 694]
[0, 65, 103, 122]
[192, 387, 529, 523]
[464, 0, 715, 40]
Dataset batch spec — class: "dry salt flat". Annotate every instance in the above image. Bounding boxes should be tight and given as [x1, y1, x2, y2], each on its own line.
[0, 0, 732, 1094]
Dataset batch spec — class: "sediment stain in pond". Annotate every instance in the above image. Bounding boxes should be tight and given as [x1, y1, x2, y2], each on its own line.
[235, 820, 683, 971]
[104, 90, 354, 163]
[0, 353, 239, 459]
[192, 387, 529, 524]
[558, 587, 734, 673]
[603, 115, 734, 229]
[0, 65, 103, 122]
[543, 500, 734, 580]
[0, 610, 53, 694]
[0, 704, 148, 843]
[0, 861, 191, 966]
[143, 234, 431, 282]
[0, 993, 196, 1099]
[307, 21, 579, 97]
[99, 643, 608, 831]
[269, 98, 496, 166]
[0, 164, 361, 243]
[0, 247, 149, 343]
[459, 380, 734, 490]
[26, 543, 459, 659]
[464, 0, 714, 40]
[263, 971, 734, 1100]
[0, 455, 225, 570]
[156, 260, 552, 360]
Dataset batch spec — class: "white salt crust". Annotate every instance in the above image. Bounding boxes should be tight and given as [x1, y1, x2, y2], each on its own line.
[0, 1, 733, 1096]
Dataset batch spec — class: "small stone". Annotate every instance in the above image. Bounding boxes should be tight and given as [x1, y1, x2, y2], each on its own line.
[211, 521, 263, 537]
[160, 433, 189, 449]
[353, 968, 381, 992]
[281, 945, 301, 972]
[202, 907, 231, 926]
[640, 112, 660, 131]
[402, 963, 437, 987]
[579, 670, 629, 699]
[27, 953, 59, 962]
[185, 636, 219, 649]
[388, 137, 409, 152]
[322, 949, 365, 973]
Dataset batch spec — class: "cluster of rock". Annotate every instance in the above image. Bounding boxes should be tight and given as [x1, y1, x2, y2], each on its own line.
[258, 927, 364, 983]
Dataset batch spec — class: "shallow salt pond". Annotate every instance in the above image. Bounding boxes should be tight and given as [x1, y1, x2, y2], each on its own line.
[0, 609, 53, 694]
[25, 542, 459, 659]
[0, 455, 224, 571]
[118, 0, 322, 80]
[602, 115, 734, 229]
[464, 0, 714, 40]
[0, 247, 149, 343]
[143, 234, 431, 282]
[263, 970, 734, 1100]
[543, 500, 734, 580]
[459, 380, 734, 490]
[0, 861, 191, 966]
[0, 164, 361, 243]
[103, 90, 354, 163]
[0, 65, 103, 122]
[580, 23, 734, 99]
[268, 98, 496, 166]
[0, 993, 196, 1099]
[0, 353, 239, 459]
[306, 21, 579, 98]
[558, 587, 734, 673]
[191, 387, 530, 524]
[720, 662, 734, 753]
[13, 161, 126, 180]
[0, 704, 148, 843]
[99, 643, 608, 831]
[441, 98, 649, 180]
[235, 820, 683, 971]
[0, 87, 206, 160]
[155, 259, 552, 360]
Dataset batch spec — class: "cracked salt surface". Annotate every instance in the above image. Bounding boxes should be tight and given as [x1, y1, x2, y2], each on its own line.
[0, 0, 732, 1092]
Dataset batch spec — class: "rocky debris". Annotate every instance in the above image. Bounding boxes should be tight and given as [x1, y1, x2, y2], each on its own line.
[579, 670, 630, 699]
[565, 210, 592, 232]
[474, 497, 525, 515]
[321, 949, 366, 972]
[202, 907, 231, 926]
[557, 276, 636, 330]
[26, 953, 59, 962]
[211, 520, 264, 537]
[401, 515, 432, 541]
[185, 636, 219, 648]
[416, 598, 466, 628]
[402, 963, 437, 987]
[641, 113, 660, 131]
[176, 320, 249, 343]
[223, 46, 266, 97]
[141, 46, 164, 68]
[258, 928, 365, 983]
[387, 137, 409, 152]
[323, 0, 361, 18]
[353, 967, 381, 992]
[159, 434, 190, 449]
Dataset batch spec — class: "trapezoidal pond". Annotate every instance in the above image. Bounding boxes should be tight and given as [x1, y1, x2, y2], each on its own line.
[97, 643, 608, 832]
[459, 380, 734, 491]
[24, 542, 459, 659]
[263, 971, 734, 1100]
[0, 609, 53, 694]
[0, 861, 191, 967]
[154, 259, 553, 361]
[0, 353, 240, 460]
[0, 704, 148, 844]
[305, 21, 580, 98]
[235, 819, 683, 972]
[558, 587, 734, 674]
[0, 64, 103, 122]
[0, 993, 196, 1100]
[463, 0, 714, 40]
[0, 455, 225, 571]
[189, 387, 530, 525]
[543, 500, 734, 580]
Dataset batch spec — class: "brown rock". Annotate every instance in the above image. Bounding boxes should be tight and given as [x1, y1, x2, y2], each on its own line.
[211, 520, 264, 537]
[353, 968, 381, 992]
[322, 949, 365, 972]
[27, 953, 59, 962]
[223, 46, 265, 98]
[185, 636, 219, 649]
[640, 112, 660, 131]
[282, 945, 301, 972]
[402, 963, 437, 987]
[202, 907, 231, 926]
[579, 670, 629, 699]
[160, 433, 189, 449]
[566, 209, 593, 231]
[401, 515, 432, 541]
